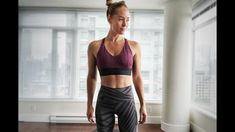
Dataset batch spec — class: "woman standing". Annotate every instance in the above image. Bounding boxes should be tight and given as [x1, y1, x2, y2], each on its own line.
[86, 0, 147, 131]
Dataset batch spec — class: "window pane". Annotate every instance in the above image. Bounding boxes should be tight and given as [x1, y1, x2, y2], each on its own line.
[133, 28, 164, 100]
[76, 29, 92, 98]
[80, 43, 88, 55]
[124, 29, 131, 39]
[80, 69, 87, 79]
[19, 28, 52, 98]
[95, 14, 109, 28]
[19, 11, 75, 27]
[142, 71, 150, 80]
[54, 31, 72, 97]
[96, 29, 109, 39]
[78, 30, 95, 41]
[80, 56, 87, 67]
[133, 13, 163, 30]
[192, 17, 216, 114]
[77, 12, 108, 28]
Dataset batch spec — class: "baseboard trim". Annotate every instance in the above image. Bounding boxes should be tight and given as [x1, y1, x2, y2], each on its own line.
[190, 121, 206, 132]
[19, 114, 161, 124]
[147, 116, 161, 124]
[19, 114, 49, 122]
[161, 120, 190, 132]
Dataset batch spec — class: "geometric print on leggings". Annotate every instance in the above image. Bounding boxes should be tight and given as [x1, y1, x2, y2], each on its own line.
[95, 85, 138, 132]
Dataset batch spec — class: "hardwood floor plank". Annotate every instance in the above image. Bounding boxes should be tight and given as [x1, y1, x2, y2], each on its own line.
[19, 122, 164, 132]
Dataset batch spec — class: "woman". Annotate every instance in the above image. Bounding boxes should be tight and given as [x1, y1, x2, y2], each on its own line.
[86, 0, 147, 131]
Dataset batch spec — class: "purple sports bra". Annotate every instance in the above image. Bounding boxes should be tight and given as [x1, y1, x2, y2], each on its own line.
[96, 38, 133, 76]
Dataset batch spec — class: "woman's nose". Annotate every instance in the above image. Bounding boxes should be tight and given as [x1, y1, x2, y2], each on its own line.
[122, 21, 127, 27]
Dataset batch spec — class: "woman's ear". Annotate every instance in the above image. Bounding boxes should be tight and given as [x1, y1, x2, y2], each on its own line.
[107, 16, 112, 24]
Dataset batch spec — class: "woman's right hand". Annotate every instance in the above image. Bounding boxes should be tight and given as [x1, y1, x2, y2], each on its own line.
[86, 106, 95, 123]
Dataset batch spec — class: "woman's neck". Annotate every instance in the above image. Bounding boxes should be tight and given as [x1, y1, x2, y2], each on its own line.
[106, 31, 124, 43]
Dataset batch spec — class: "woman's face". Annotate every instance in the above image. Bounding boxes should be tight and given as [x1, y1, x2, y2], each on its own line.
[108, 6, 130, 35]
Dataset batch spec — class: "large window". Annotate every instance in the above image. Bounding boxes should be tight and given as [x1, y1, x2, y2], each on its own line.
[19, 8, 164, 101]
[192, 4, 216, 116]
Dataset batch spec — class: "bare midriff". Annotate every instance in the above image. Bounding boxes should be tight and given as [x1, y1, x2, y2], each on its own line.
[100, 75, 132, 88]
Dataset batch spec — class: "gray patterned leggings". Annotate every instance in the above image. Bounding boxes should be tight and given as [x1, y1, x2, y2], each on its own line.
[95, 85, 138, 132]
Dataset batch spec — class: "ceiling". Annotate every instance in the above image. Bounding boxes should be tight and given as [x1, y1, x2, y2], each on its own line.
[19, 0, 166, 10]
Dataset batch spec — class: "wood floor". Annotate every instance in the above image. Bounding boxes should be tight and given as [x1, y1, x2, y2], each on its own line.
[19, 122, 164, 132]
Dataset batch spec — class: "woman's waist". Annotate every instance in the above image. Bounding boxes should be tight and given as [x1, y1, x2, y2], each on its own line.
[98, 85, 134, 100]
[100, 75, 132, 88]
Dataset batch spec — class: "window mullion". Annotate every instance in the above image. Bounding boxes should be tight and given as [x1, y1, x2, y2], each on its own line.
[51, 29, 58, 98]
[70, 30, 76, 99]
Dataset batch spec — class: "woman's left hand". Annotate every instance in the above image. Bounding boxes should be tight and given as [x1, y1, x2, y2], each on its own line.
[139, 105, 147, 124]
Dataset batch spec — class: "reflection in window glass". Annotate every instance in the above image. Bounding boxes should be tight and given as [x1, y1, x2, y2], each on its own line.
[78, 80, 87, 98]
[133, 14, 164, 100]
[192, 7, 216, 115]
[80, 69, 87, 79]
[80, 57, 87, 67]
[20, 28, 52, 98]
[144, 84, 149, 93]
[77, 14, 97, 28]
[54, 32, 72, 97]
[133, 31, 156, 42]
[80, 45, 88, 55]
[79, 81, 86, 90]
[142, 71, 150, 80]
[78, 30, 95, 41]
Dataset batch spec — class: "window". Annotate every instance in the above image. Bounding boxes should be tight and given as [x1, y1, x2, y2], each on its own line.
[192, 4, 216, 116]
[19, 28, 53, 98]
[19, 9, 164, 101]
[133, 13, 164, 100]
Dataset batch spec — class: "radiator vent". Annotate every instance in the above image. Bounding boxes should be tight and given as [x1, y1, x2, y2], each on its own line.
[49, 115, 89, 123]
[49, 115, 118, 123]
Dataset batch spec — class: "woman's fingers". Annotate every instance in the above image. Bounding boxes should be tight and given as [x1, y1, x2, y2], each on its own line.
[88, 116, 95, 123]
[139, 108, 147, 124]
[87, 113, 95, 123]
[139, 114, 143, 124]
[139, 113, 146, 124]
[87, 110, 95, 123]
[87, 106, 95, 123]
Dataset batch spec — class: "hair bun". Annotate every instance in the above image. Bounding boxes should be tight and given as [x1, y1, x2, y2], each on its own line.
[106, 0, 112, 7]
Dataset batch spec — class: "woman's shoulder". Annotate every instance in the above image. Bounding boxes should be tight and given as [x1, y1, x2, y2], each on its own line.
[88, 39, 104, 56]
[126, 39, 141, 56]
[88, 39, 103, 49]
[126, 39, 141, 50]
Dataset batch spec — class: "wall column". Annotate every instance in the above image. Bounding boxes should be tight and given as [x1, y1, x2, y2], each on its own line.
[161, 0, 192, 132]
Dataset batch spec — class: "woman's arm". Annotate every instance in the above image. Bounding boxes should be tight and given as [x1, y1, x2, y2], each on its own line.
[86, 42, 97, 123]
[132, 41, 147, 124]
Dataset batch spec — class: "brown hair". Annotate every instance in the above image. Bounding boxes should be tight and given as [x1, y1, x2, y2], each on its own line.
[106, 0, 128, 17]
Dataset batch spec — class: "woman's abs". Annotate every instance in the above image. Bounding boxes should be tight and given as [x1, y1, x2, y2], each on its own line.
[100, 75, 132, 88]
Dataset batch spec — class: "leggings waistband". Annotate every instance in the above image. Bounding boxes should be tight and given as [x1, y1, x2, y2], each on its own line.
[98, 85, 134, 100]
